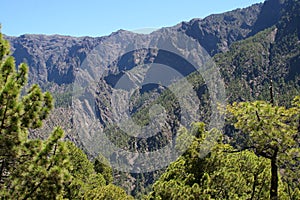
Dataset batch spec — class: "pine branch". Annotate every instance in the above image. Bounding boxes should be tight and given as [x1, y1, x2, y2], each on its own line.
[22, 143, 59, 200]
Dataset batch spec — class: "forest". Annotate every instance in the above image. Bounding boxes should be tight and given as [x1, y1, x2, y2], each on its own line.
[1, 31, 300, 199]
[1, 0, 300, 199]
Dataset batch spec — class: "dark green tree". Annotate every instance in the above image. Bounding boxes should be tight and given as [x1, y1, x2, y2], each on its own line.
[6, 128, 71, 199]
[0, 30, 71, 199]
[227, 95, 300, 200]
[63, 141, 106, 199]
[84, 184, 134, 200]
[94, 154, 113, 184]
[0, 29, 134, 199]
[147, 123, 271, 200]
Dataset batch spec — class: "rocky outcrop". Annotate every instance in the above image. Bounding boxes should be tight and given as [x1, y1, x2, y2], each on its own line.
[5, 1, 285, 87]
[2, 0, 291, 170]
[3, 0, 297, 195]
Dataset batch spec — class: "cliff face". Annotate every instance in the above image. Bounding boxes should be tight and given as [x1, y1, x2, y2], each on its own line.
[4, 0, 300, 195]
[3, 1, 266, 142]
[6, 0, 287, 89]
[5, 1, 282, 87]
[6, 34, 105, 86]
[6, 0, 298, 167]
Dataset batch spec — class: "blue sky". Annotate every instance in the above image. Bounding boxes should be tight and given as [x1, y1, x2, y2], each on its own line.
[1, 0, 264, 37]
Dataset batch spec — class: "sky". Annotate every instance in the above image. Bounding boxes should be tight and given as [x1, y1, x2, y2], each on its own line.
[1, 0, 264, 37]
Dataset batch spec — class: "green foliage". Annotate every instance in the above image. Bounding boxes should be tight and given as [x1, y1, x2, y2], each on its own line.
[214, 28, 276, 103]
[146, 123, 271, 200]
[5, 128, 71, 199]
[147, 95, 300, 200]
[94, 154, 113, 184]
[214, 19, 300, 106]
[63, 141, 130, 199]
[63, 141, 105, 199]
[0, 31, 133, 199]
[84, 184, 134, 200]
[227, 98, 300, 156]
[66, 141, 95, 182]
[1, 0, 298, 198]
[53, 87, 73, 108]
[0, 30, 72, 199]
[227, 95, 300, 199]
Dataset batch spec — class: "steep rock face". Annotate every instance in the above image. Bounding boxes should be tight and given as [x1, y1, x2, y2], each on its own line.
[70, 29, 209, 157]
[4, 1, 276, 87]
[177, 0, 285, 55]
[249, 0, 284, 35]
[214, 0, 300, 105]
[177, 3, 262, 55]
[3, 0, 299, 195]
[6, 34, 105, 86]
[5, 0, 288, 88]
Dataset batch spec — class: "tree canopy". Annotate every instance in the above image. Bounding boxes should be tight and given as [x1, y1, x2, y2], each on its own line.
[147, 95, 300, 200]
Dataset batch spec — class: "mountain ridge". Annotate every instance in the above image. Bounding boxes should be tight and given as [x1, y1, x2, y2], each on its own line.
[4, 1, 270, 87]
[3, 0, 300, 196]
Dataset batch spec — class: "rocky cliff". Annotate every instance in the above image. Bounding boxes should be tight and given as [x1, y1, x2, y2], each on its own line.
[4, 0, 300, 196]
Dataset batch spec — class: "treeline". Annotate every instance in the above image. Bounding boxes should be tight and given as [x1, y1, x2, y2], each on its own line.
[1, 28, 300, 199]
[1, 0, 300, 197]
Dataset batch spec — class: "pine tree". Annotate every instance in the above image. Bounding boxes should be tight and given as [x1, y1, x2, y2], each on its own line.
[94, 154, 113, 185]
[147, 123, 271, 200]
[63, 141, 106, 199]
[85, 184, 134, 200]
[0, 29, 137, 199]
[227, 95, 300, 200]
[0, 29, 71, 199]
[7, 128, 71, 199]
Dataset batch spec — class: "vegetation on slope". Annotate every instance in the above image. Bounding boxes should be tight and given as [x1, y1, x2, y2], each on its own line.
[0, 31, 133, 199]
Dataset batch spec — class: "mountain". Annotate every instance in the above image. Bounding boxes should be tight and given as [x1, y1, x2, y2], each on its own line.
[5, 1, 280, 87]
[215, 0, 300, 104]
[2, 0, 267, 151]
[4, 0, 300, 196]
